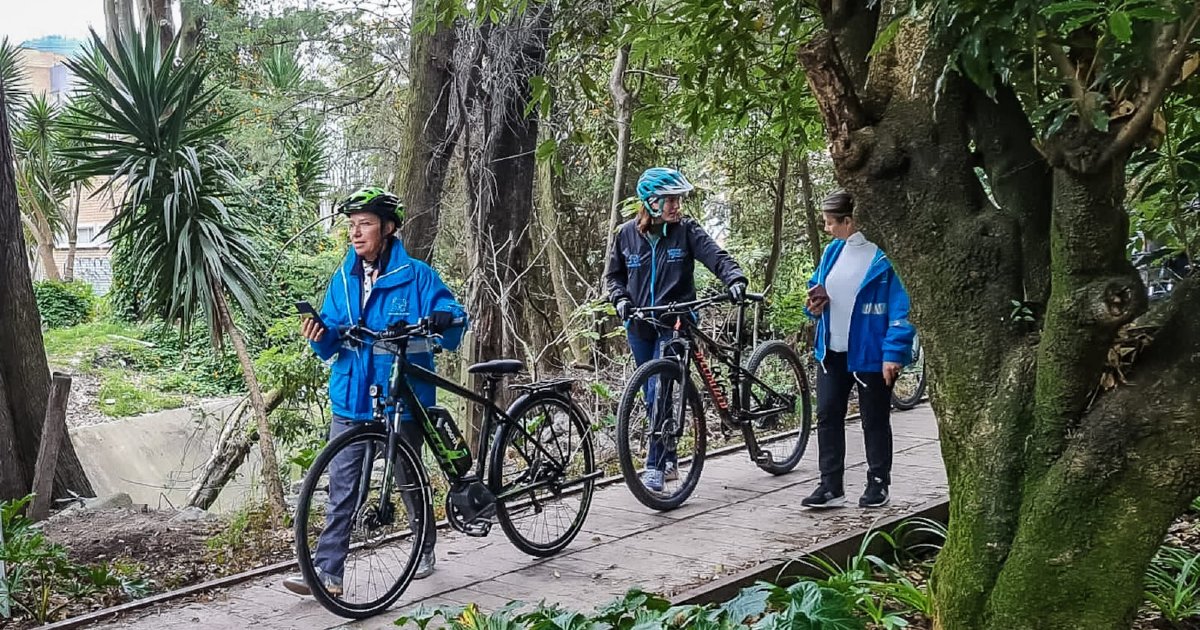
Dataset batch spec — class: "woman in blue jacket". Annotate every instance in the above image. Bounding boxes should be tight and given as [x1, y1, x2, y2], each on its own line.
[801, 190, 914, 510]
[283, 187, 467, 596]
[605, 167, 748, 493]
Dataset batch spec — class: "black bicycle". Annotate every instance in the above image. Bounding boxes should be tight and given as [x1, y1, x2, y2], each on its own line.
[890, 331, 926, 411]
[615, 293, 812, 511]
[293, 319, 599, 618]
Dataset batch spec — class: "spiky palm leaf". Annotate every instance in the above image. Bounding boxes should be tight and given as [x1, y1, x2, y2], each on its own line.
[288, 118, 329, 203]
[0, 38, 27, 107]
[12, 94, 73, 235]
[62, 26, 262, 338]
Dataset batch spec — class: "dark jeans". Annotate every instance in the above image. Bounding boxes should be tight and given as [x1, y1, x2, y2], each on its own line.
[815, 351, 893, 493]
[313, 417, 434, 579]
[627, 331, 678, 470]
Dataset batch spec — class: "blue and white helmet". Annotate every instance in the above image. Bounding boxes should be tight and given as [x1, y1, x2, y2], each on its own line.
[636, 167, 694, 216]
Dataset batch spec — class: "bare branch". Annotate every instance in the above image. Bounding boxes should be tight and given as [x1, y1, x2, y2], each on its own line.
[1102, 0, 1200, 164]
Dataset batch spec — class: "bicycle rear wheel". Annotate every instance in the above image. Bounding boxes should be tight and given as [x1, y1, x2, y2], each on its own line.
[293, 422, 431, 619]
[742, 340, 812, 475]
[891, 334, 926, 411]
[616, 358, 706, 511]
[490, 391, 596, 557]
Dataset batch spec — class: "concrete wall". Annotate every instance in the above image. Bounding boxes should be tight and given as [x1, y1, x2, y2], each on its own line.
[69, 398, 265, 514]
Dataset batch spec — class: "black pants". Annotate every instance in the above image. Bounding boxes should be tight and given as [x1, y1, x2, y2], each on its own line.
[815, 351, 893, 493]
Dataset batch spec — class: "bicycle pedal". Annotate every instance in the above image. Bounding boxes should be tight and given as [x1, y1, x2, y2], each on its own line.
[755, 452, 775, 464]
[463, 520, 491, 537]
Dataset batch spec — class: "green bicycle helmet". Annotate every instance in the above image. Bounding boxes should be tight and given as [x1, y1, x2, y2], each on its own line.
[336, 187, 405, 225]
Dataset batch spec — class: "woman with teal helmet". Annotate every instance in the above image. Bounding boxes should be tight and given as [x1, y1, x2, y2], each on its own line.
[605, 167, 748, 494]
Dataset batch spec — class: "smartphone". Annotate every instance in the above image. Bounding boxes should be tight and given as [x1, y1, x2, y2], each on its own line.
[294, 301, 327, 331]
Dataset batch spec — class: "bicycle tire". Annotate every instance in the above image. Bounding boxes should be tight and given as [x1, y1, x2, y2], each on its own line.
[489, 391, 596, 557]
[293, 422, 431, 619]
[891, 336, 926, 411]
[742, 340, 812, 475]
[616, 358, 707, 511]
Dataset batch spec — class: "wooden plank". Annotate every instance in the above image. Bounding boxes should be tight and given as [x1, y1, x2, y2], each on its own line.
[30, 372, 71, 521]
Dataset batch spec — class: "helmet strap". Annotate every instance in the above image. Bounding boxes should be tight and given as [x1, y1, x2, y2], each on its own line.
[645, 196, 664, 217]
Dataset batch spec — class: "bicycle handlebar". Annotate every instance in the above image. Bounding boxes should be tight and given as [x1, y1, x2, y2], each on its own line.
[629, 292, 764, 319]
[339, 316, 467, 346]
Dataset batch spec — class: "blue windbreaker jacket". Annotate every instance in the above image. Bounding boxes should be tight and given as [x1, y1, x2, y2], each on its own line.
[310, 238, 467, 421]
[807, 239, 915, 373]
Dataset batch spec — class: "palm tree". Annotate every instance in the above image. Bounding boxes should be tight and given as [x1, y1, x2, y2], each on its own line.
[62, 27, 289, 523]
[12, 94, 73, 280]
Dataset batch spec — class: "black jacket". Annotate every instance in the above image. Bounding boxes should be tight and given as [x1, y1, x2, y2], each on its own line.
[606, 218, 746, 339]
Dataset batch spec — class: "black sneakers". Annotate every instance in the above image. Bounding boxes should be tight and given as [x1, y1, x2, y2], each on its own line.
[801, 484, 846, 508]
[859, 477, 890, 508]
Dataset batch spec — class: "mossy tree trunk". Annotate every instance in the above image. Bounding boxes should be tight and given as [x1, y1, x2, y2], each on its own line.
[799, 2, 1200, 628]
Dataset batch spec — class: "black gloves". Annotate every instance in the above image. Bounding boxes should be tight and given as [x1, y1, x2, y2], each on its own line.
[428, 311, 455, 333]
[728, 281, 747, 302]
[615, 298, 633, 321]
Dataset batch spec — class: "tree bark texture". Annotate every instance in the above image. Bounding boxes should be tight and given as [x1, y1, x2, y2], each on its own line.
[214, 288, 287, 524]
[463, 4, 550, 375]
[104, 0, 137, 55]
[397, 0, 459, 264]
[797, 151, 823, 269]
[797, 2, 1200, 628]
[0, 79, 93, 503]
[600, 39, 632, 296]
[763, 149, 788, 293]
[63, 183, 82, 281]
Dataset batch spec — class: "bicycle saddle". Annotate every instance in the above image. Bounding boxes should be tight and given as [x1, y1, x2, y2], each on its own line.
[467, 359, 525, 375]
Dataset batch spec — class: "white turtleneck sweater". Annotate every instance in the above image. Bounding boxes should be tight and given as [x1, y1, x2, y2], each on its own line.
[824, 231, 878, 352]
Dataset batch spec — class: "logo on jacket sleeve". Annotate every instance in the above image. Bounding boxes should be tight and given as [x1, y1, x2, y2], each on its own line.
[625, 252, 643, 268]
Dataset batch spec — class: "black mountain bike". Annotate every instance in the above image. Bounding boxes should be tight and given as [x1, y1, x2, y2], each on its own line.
[293, 319, 599, 618]
[890, 331, 926, 410]
[616, 293, 812, 511]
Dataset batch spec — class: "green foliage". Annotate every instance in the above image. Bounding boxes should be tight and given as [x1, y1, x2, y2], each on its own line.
[1145, 545, 1200, 622]
[0, 496, 145, 624]
[33, 280, 95, 328]
[395, 583, 864, 629]
[96, 370, 186, 417]
[63, 27, 263, 340]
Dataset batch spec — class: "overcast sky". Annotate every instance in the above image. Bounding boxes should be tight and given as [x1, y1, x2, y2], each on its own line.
[0, 0, 107, 44]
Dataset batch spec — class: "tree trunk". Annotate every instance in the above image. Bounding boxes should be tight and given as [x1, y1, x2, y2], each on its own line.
[798, 5, 1200, 629]
[600, 39, 632, 296]
[213, 288, 287, 525]
[0, 79, 92, 503]
[140, 0, 176, 54]
[31, 211, 61, 281]
[397, 0, 459, 264]
[797, 152, 822, 269]
[178, 0, 202, 59]
[537, 157, 588, 366]
[63, 182, 82, 281]
[185, 389, 284, 510]
[104, 0, 137, 54]
[763, 149, 788, 293]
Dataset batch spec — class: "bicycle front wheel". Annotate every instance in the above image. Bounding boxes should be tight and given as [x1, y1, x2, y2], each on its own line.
[293, 422, 432, 619]
[616, 358, 706, 511]
[742, 340, 812, 475]
[489, 391, 596, 557]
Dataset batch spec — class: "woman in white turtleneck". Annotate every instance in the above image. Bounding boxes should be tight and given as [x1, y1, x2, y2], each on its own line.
[800, 190, 915, 511]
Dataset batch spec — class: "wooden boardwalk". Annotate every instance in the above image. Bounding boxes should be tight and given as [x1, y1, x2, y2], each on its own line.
[94, 406, 944, 629]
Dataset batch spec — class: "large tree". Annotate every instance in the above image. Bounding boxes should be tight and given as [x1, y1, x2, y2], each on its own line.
[796, 0, 1200, 628]
[396, 0, 460, 264]
[0, 77, 94, 503]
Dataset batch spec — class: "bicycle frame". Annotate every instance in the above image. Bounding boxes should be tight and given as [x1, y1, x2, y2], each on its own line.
[638, 297, 795, 434]
[355, 331, 586, 515]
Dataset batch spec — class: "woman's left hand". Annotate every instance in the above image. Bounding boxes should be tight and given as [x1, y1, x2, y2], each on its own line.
[883, 361, 902, 386]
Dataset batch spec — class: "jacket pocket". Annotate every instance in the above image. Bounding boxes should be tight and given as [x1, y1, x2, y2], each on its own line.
[330, 355, 354, 414]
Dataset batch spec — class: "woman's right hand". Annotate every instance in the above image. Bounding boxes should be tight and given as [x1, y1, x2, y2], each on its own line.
[300, 317, 326, 342]
[806, 284, 829, 315]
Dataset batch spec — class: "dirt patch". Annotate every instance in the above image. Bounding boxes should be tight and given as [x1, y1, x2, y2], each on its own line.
[19, 506, 296, 628]
[61, 372, 108, 428]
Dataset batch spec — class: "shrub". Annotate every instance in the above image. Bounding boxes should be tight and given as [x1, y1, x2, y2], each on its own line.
[33, 280, 95, 328]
